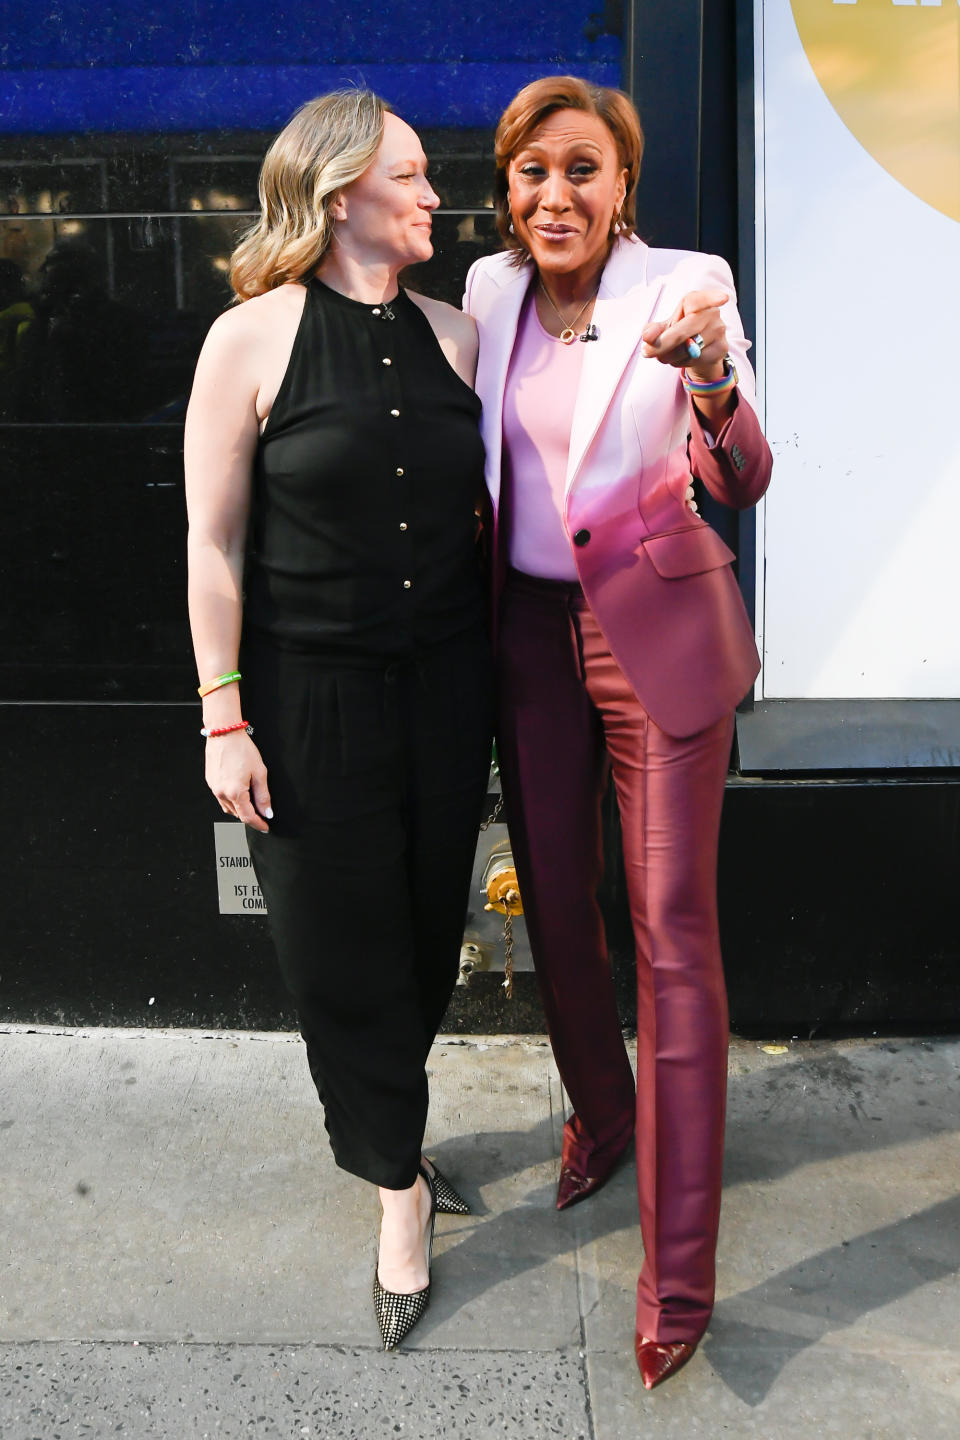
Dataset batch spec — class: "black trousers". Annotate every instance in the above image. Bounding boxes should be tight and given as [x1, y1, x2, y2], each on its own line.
[244, 630, 492, 1190]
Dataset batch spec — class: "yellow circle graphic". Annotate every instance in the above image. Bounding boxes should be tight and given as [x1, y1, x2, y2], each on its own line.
[790, 0, 960, 223]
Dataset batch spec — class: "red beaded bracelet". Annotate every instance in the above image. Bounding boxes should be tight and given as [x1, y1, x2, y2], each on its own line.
[200, 720, 254, 739]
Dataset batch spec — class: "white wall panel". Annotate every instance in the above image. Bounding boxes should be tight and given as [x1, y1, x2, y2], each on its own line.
[755, 0, 960, 698]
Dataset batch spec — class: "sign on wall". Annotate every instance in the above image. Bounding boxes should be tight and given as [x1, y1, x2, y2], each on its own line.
[753, 0, 960, 700]
[214, 822, 267, 915]
[1, 3, 620, 134]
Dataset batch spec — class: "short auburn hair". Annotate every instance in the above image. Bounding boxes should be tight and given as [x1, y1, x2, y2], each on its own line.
[493, 75, 644, 261]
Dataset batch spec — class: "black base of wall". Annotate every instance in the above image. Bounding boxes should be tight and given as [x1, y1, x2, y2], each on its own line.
[2, 707, 958, 1034]
[717, 778, 960, 1035]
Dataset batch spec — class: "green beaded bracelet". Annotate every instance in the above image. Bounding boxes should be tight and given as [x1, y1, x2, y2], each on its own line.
[197, 670, 241, 698]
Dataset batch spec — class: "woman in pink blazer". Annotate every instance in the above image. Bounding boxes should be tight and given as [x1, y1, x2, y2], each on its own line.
[463, 76, 772, 1388]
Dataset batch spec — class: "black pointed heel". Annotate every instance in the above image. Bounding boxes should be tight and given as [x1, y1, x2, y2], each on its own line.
[425, 1158, 470, 1216]
[373, 1165, 436, 1351]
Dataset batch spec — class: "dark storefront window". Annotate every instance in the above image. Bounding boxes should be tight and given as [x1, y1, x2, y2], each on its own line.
[0, 4, 622, 705]
[0, 144, 505, 424]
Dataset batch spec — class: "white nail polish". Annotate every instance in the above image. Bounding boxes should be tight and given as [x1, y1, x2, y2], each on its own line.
[264, 807, 274, 819]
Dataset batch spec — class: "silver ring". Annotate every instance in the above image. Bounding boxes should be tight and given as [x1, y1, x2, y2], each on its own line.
[686, 334, 705, 360]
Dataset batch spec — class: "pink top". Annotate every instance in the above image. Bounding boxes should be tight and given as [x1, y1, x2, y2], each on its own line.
[502, 287, 584, 581]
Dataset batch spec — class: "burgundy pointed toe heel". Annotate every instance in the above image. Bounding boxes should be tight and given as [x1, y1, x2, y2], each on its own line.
[556, 1160, 618, 1210]
[556, 1123, 632, 1211]
[634, 1335, 696, 1390]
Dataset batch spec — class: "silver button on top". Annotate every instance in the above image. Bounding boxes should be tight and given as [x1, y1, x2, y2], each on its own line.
[390, 408, 400, 417]
[399, 522, 408, 531]
[402, 579, 412, 589]
[382, 357, 392, 366]
[396, 467, 404, 476]
[372, 307, 381, 316]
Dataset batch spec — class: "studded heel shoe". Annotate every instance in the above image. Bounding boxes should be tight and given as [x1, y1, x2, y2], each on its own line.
[373, 1165, 436, 1351]
[423, 1158, 470, 1216]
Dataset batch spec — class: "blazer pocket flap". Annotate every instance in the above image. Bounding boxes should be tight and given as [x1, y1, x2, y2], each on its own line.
[641, 525, 736, 578]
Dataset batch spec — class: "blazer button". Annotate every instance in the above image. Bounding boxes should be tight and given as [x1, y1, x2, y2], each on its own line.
[573, 528, 591, 546]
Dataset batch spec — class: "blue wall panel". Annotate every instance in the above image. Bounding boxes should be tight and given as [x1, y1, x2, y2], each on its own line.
[1, 2, 621, 132]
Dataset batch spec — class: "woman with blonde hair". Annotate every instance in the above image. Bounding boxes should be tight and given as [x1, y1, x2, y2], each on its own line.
[185, 89, 492, 1350]
[465, 75, 772, 1388]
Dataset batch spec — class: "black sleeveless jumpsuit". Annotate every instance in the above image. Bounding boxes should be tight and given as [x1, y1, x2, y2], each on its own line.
[243, 278, 492, 1190]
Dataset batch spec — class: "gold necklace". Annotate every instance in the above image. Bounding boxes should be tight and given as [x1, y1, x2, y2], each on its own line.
[539, 280, 598, 345]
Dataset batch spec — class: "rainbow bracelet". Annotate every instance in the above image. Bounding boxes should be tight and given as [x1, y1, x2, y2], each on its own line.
[682, 358, 738, 397]
[197, 670, 241, 698]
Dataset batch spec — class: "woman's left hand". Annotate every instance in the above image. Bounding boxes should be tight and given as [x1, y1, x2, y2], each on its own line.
[641, 288, 729, 377]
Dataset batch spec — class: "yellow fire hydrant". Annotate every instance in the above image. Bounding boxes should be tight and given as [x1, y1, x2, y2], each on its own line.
[481, 842, 523, 998]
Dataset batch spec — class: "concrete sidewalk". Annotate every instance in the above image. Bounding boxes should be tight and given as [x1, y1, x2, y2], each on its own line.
[1, 1027, 958, 1438]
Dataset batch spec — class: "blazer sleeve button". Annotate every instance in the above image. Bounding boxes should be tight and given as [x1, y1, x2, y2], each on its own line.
[573, 528, 591, 546]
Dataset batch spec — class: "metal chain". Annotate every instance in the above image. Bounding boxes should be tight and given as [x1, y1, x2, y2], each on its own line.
[479, 763, 512, 994]
[502, 910, 514, 999]
[479, 792, 504, 831]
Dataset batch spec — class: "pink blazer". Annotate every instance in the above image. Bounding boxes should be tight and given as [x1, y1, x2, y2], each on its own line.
[463, 234, 773, 738]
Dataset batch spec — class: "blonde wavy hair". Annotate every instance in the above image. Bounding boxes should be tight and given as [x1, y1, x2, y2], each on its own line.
[229, 89, 390, 301]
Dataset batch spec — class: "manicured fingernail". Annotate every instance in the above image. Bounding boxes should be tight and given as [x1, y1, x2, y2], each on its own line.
[264, 807, 274, 819]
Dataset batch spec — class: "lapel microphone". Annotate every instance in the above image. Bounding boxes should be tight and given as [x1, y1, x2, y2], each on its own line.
[579, 323, 600, 342]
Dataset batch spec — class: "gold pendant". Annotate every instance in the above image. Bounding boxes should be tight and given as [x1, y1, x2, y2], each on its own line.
[560, 327, 576, 345]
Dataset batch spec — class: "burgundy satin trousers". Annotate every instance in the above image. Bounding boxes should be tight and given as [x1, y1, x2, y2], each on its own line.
[497, 570, 734, 1344]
